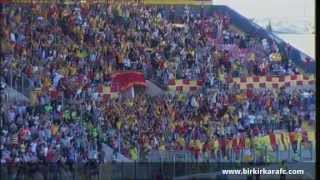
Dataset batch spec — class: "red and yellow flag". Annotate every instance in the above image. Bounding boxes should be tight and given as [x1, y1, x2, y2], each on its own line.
[269, 133, 277, 151]
[111, 71, 146, 92]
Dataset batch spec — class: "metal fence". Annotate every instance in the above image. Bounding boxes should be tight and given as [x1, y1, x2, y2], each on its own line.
[146, 142, 315, 163]
[0, 141, 315, 180]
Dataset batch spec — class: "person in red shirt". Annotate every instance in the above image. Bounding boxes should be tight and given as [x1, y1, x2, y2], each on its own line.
[219, 137, 226, 159]
[203, 140, 211, 161]
[289, 132, 298, 153]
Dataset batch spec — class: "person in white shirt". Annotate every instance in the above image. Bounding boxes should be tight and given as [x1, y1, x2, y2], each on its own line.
[53, 72, 63, 88]
[124, 57, 131, 69]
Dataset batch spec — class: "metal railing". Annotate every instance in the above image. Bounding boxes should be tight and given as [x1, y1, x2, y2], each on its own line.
[0, 141, 314, 180]
[145, 142, 315, 163]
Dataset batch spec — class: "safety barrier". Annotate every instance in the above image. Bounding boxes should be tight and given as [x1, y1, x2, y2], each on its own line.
[231, 74, 315, 89]
[166, 74, 315, 93]
[168, 79, 203, 92]
[144, 129, 315, 163]
[0, 140, 315, 180]
[23, 72, 318, 105]
[146, 142, 315, 163]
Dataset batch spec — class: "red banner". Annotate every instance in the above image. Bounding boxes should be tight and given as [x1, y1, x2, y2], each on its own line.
[111, 71, 146, 92]
[238, 135, 245, 150]
[269, 133, 277, 151]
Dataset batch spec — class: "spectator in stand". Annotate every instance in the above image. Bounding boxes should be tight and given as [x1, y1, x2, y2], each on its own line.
[0, 2, 315, 164]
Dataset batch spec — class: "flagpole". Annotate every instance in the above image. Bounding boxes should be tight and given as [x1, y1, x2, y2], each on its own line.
[131, 86, 135, 98]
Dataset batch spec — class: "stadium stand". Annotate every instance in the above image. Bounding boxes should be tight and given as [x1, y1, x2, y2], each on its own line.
[0, 1, 315, 179]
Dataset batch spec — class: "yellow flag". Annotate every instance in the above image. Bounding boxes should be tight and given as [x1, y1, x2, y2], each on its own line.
[245, 137, 251, 149]
[130, 147, 138, 161]
[308, 131, 315, 144]
[262, 135, 272, 151]
[276, 133, 285, 151]
[284, 133, 290, 150]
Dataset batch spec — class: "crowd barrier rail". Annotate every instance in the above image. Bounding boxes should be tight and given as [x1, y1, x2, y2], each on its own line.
[0, 140, 315, 180]
[165, 74, 315, 93]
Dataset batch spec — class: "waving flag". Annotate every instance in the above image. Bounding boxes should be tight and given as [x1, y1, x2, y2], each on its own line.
[111, 71, 146, 92]
[269, 133, 277, 151]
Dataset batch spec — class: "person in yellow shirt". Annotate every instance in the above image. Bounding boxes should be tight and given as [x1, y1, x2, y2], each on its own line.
[97, 17, 105, 30]
[177, 136, 185, 150]
[213, 50, 222, 61]
[169, 121, 175, 132]
[248, 52, 256, 62]
[89, 16, 97, 29]
[68, 65, 77, 76]
[159, 143, 166, 152]
[189, 139, 195, 150]
[194, 139, 203, 160]
[116, 120, 122, 130]
[244, 136, 251, 149]
[270, 52, 282, 62]
[129, 146, 138, 161]
[244, 136, 253, 162]
[202, 114, 209, 125]
[223, 113, 230, 123]
[232, 113, 239, 125]
[127, 115, 135, 125]
[210, 137, 220, 159]
[51, 124, 59, 137]
[42, 76, 52, 89]
[59, 67, 68, 77]
[144, 142, 151, 153]
[15, 14, 21, 24]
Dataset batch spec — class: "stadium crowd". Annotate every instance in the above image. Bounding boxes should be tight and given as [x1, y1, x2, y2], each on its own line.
[0, 2, 315, 164]
[2, 2, 300, 90]
[0, 85, 316, 163]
